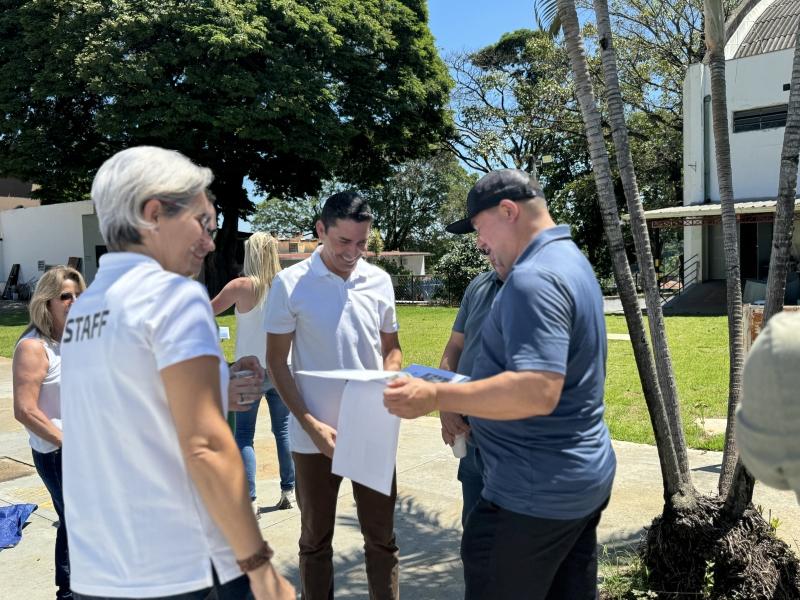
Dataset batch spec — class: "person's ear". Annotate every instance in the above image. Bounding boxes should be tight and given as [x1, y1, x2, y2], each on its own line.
[142, 198, 162, 226]
[498, 199, 520, 222]
[315, 220, 325, 239]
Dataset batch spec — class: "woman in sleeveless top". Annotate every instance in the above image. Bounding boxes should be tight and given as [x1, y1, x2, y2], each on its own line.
[13, 266, 86, 600]
[212, 232, 295, 514]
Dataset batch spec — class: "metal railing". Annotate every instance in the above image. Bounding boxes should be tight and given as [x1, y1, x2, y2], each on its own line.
[658, 254, 699, 303]
[390, 275, 455, 305]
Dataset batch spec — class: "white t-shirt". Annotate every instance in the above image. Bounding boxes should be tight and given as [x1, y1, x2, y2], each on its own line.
[264, 247, 398, 454]
[61, 252, 237, 598]
[15, 330, 61, 454]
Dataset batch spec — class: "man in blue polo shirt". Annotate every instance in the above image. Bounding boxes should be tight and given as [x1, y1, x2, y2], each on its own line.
[384, 169, 616, 599]
[439, 264, 506, 527]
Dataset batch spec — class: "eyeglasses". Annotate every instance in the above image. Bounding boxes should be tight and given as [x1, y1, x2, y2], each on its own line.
[59, 292, 80, 302]
[196, 213, 218, 241]
[155, 198, 217, 241]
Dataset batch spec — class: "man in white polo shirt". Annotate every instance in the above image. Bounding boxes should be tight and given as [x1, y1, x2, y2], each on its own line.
[265, 191, 402, 600]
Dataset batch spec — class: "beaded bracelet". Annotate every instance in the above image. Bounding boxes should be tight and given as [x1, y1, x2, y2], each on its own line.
[237, 540, 274, 573]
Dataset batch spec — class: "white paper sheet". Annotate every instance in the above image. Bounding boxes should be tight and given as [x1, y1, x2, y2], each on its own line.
[331, 379, 400, 496]
[295, 369, 406, 382]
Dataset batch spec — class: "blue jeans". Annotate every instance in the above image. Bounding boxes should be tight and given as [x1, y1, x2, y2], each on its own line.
[457, 442, 485, 527]
[235, 388, 295, 500]
[32, 448, 71, 599]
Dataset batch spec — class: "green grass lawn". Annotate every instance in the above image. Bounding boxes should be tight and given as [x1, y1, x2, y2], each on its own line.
[1, 303, 729, 451]
[0, 306, 29, 357]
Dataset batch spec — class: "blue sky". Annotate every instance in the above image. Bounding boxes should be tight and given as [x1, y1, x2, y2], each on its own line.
[427, 0, 539, 55]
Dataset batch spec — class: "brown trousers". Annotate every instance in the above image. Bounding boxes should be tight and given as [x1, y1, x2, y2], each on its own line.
[292, 452, 399, 600]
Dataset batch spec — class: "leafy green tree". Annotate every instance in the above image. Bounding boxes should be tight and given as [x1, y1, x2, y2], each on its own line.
[0, 0, 452, 291]
[366, 151, 474, 250]
[432, 235, 490, 304]
[446, 29, 585, 177]
[251, 195, 322, 239]
[367, 229, 385, 256]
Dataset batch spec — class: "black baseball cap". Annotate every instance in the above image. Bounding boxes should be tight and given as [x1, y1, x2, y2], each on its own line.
[445, 169, 545, 234]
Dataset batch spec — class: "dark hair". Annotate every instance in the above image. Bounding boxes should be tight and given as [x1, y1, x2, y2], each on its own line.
[320, 191, 373, 230]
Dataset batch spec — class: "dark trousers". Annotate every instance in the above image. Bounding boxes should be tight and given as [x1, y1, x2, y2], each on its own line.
[293, 452, 399, 600]
[461, 497, 608, 600]
[32, 447, 71, 599]
[72, 567, 252, 599]
[457, 444, 484, 528]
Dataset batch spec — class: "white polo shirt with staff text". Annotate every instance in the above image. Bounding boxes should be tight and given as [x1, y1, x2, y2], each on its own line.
[264, 246, 399, 454]
[61, 252, 237, 598]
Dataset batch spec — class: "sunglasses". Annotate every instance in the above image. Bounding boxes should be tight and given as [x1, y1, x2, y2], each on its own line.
[59, 292, 80, 302]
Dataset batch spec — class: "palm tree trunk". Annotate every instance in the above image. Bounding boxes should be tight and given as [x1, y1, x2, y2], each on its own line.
[724, 24, 800, 518]
[593, 0, 692, 485]
[558, 0, 692, 505]
[703, 11, 746, 497]
[763, 26, 800, 324]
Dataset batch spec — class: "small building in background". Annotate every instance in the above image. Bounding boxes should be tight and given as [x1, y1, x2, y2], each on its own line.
[0, 200, 105, 293]
[0, 178, 40, 211]
[275, 235, 431, 275]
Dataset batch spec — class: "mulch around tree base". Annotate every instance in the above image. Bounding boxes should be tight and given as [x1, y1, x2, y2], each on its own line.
[642, 494, 800, 599]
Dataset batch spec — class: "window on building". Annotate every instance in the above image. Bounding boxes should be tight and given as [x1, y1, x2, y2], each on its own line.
[733, 105, 788, 133]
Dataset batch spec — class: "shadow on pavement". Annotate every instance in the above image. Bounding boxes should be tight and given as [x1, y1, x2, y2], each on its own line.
[281, 494, 464, 600]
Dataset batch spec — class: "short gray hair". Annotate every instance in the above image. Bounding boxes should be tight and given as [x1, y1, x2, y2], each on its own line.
[91, 146, 214, 251]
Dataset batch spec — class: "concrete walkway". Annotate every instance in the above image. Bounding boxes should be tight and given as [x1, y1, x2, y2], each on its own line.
[2, 357, 799, 599]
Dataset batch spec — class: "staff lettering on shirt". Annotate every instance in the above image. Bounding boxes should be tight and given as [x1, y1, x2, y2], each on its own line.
[63, 310, 110, 344]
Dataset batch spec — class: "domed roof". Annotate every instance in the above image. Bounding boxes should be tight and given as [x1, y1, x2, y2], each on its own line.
[731, 0, 800, 58]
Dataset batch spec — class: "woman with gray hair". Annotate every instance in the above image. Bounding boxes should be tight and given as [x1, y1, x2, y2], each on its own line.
[13, 265, 86, 600]
[60, 146, 294, 600]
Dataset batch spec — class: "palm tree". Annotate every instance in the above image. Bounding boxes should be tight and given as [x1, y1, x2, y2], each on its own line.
[592, 0, 691, 481]
[763, 26, 800, 325]
[703, 0, 748, 500]
[724, 15, 800, 518]
[536, 0, 800, 595]
[552, 0, 691, 504]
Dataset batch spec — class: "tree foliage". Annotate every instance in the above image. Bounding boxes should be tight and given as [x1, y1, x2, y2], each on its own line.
[365, 151, 475, 250]
[0, 0, 453, 290]
[432, 234, 490, 302]
[446, 29, 586, 176]
[250, 194, 321, 239]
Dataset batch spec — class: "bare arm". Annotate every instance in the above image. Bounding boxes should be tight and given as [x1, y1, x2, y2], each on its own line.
[162, 355, 293, 598]
[12, 339, 63, 447]
[438, 331, 470, 445]
[384, 370, 565, 421]
[439, 331, 465, 372]
[267, 332, 337, 458]
[380, 331, 402, 371]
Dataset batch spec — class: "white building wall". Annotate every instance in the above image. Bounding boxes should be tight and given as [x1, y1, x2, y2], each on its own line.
[683, 45, 796, 280]
[727, 50, 794, 199]
[683, 63, 707, 277]
[683, 63, 707, 207]
[376, 254, 427, 276]
[687, 49, 795, 203]
[0, 201, 95, 284]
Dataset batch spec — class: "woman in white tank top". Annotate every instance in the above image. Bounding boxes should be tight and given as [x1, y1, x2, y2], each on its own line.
[212, 232, 295, 514]
[13, 266, 86, 600]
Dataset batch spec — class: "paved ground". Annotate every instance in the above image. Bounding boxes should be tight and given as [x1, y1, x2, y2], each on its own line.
[2, 356, 799, 599]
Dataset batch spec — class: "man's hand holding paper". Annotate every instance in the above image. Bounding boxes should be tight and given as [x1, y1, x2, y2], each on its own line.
[383, 377, 439, 419]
